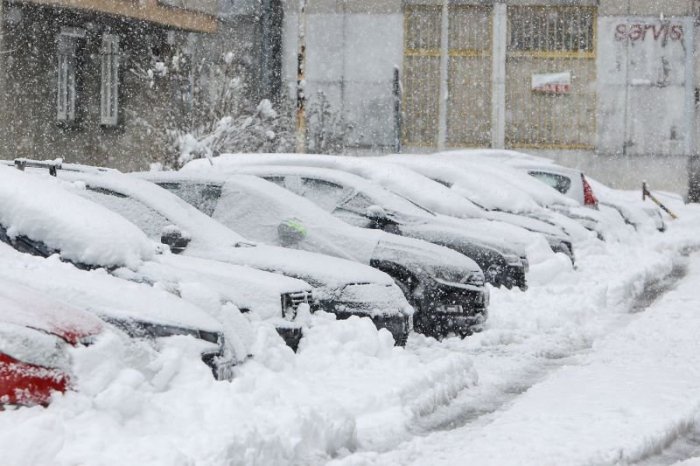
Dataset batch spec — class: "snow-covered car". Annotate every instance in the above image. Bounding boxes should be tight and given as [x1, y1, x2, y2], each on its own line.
[0, 282, 103, 406]
[0, 242, 242, 381]
[12, 161, 415, 345]
[183, 153, 575, 266]
[415, 150, 619, 238]
[137, 171, 489, 337]
[181, 161, 533, 289]
[437, 149, 665, 233]
[0, 164, 302, 356]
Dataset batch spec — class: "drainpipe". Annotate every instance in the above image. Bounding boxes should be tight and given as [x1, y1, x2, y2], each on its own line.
[296, 0, 307, 153]
[436, 0, 448, 150]
[686, 16, 699, 202]
[0, 1, 6, 124]
[491, 1, 507, 149]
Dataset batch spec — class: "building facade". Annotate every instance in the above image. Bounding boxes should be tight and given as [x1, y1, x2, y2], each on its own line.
[281, 0, 698, 160]
[0, 0, 270, 170]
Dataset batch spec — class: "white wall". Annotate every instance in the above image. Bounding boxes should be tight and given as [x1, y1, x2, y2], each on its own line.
[597, 16, 695, 157]
[283, 11, 403, 149]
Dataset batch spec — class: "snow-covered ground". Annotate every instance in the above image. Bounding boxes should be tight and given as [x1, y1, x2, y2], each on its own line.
[3, 194, 700, 465]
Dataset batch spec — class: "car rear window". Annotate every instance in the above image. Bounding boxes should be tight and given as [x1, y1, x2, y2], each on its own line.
[528, 171, 572, 194]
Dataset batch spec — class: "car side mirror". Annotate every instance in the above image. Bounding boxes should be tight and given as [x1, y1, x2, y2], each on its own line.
[366, 205, 388, 220]
[278, 218, 307, 246]
[161, 225, 191, 254]
[366, 205, 389, 229]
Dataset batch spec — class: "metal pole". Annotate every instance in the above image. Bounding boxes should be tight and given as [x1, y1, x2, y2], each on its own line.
[491, 2, 507, 149]
[683, 17, 695, 157]
[393, 66, 402, 153]
[436, 0, 449, 150]
[295, 0, 307, 153]
[0, 1, 6, 128]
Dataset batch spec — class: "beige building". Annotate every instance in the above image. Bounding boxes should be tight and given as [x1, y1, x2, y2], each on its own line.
[283, 0, 698, 166]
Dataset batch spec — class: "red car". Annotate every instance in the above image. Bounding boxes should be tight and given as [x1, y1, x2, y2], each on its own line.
[0, 284, 103, 407]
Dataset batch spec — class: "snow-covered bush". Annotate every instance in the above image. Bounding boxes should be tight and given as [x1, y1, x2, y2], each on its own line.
[131, 42, 295, 169]
[306, 91, 348, 155]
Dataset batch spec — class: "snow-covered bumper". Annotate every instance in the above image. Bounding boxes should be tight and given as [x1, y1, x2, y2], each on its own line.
[316, 283, 413, 346]
[414, 281, 489, 338]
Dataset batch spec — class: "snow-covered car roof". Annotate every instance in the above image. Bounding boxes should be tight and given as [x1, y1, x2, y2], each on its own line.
[182, 163, 441, 218]
[0, 280, 103, 344]
[0, 165, 154, 269]
[186, 156, 579, 250]
[433, 148, 556, 165]
[183, 154, 489, 219]
[404, 152, 578, 211]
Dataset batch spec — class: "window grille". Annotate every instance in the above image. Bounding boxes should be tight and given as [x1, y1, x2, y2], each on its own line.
[508, 6, 595, 56]
[100, 34, 120, 126]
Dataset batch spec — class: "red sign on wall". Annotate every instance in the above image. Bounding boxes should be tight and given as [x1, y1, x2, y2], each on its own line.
[532, 72, 571, 94]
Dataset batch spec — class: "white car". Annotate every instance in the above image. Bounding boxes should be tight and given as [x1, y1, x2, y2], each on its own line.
[437, 149, 665, 232]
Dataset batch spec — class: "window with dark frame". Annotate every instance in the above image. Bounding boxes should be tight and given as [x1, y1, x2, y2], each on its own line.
[56, 29, 84, 123]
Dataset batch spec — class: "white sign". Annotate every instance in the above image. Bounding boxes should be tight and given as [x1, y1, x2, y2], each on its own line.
[531, 72, 571, 94]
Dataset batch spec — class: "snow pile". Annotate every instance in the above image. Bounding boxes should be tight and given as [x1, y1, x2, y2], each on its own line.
[372, 249, 700, 466]
[0, 166, 153, 268]
[329, 204, 700, 465]
[0, 312, 476, 465]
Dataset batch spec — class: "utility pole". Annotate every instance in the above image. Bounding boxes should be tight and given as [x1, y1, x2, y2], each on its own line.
[295, 0, 307, 154]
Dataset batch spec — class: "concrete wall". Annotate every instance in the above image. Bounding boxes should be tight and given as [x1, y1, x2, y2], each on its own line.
[282, 0, 403, 150]
[596, 15, 695, 157]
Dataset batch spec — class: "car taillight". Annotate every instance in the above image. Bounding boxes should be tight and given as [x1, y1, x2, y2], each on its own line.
[0, 353, 70, 406]
[582, 174, 598, 207]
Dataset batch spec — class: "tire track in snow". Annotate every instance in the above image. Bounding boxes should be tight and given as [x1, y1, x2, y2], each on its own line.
[630, 418, 700, 466]
[409, 256, 689, 437]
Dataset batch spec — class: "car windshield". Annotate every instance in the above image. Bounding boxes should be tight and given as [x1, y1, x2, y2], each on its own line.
[79, 187, 174, 239]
